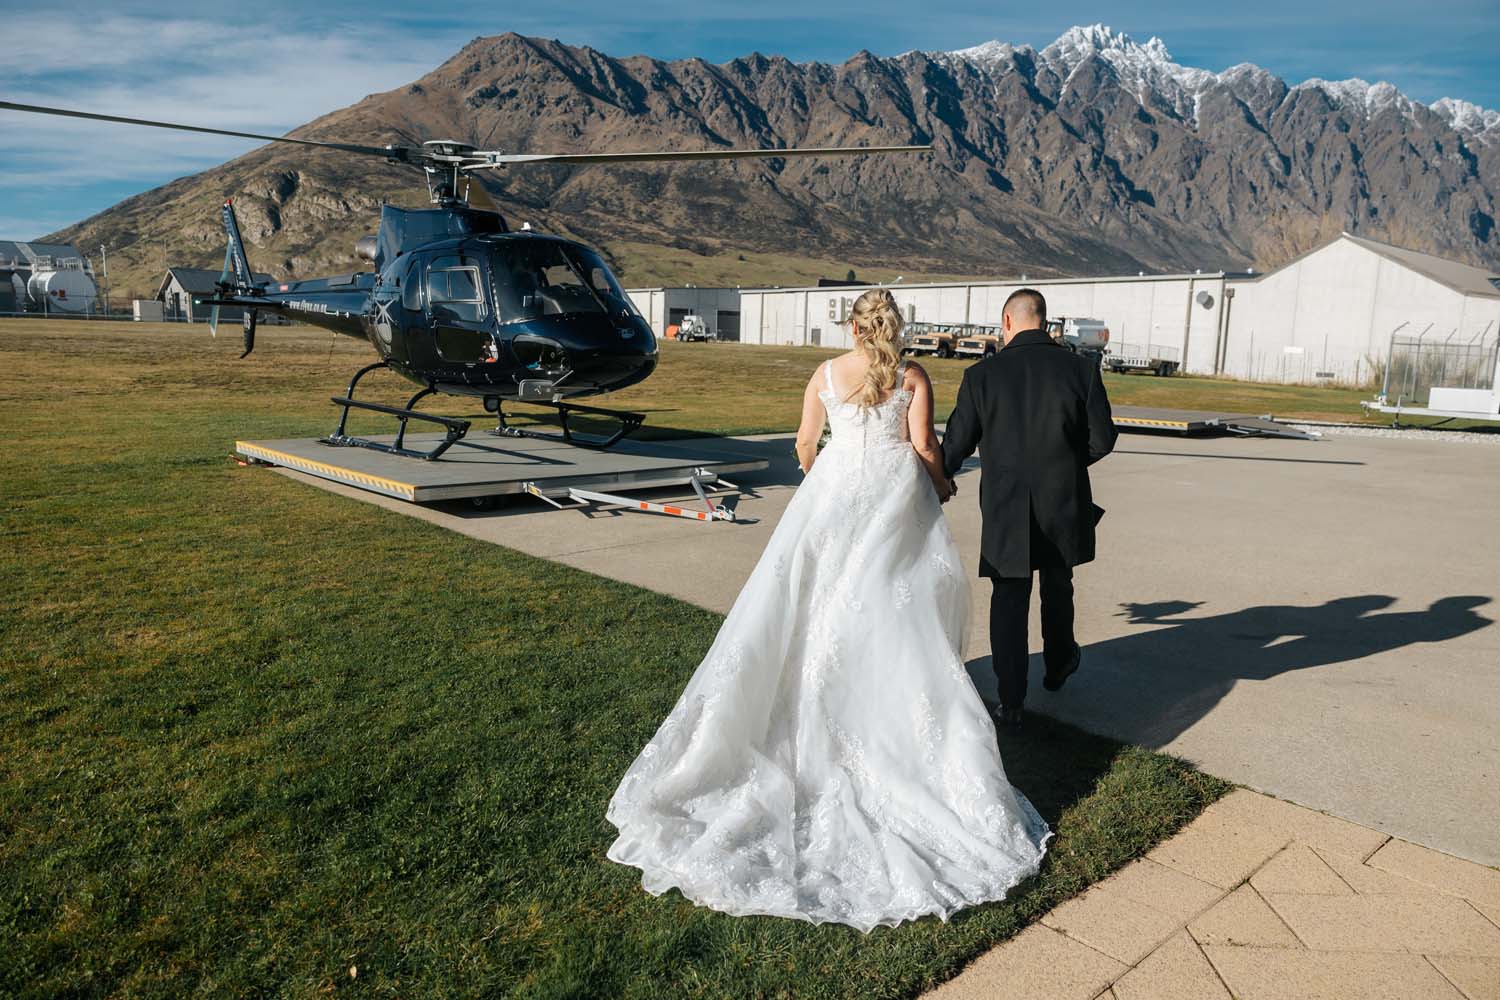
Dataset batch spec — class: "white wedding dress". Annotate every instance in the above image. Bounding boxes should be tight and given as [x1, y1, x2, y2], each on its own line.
[606, 361, 1051, 931]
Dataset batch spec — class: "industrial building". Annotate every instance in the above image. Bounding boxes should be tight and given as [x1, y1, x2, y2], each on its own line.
[732, 234, 1500, 385]
[626, 287, 742, 340]
[156, 267, 273, 323]
[739, 269, 1237, 374]
[1219, 234, 1500, 384]
[0, 240, 100, 315]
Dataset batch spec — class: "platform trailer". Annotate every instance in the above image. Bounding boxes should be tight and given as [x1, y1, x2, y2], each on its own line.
[1105, 343, 1180, 376]
[235, 433, 769, 524]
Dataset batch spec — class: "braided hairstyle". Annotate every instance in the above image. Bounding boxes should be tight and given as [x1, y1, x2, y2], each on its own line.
[845, 288, 905, 407]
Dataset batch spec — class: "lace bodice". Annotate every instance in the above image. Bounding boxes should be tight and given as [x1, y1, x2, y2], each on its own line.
[818, 360, 913, 449]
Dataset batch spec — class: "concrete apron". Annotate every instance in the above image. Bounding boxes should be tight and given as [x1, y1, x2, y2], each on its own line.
[270, 428, 1500, 866]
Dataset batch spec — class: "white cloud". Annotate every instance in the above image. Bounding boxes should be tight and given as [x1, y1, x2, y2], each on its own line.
[0, 12, 461, 231]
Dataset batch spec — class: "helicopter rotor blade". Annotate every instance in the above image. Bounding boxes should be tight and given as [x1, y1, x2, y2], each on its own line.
[462, 144, 932, 170]
[0, 100, 408, 160]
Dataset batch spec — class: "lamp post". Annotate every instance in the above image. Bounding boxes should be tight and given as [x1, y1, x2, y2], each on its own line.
[99, 244, 111, 317]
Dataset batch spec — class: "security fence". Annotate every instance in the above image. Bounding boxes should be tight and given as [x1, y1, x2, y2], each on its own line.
[1380, 322, 1500, 405]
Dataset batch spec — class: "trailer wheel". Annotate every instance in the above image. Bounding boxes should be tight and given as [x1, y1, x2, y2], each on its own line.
[1156, 362, 1172, 377]
[937, 344, 953, 359]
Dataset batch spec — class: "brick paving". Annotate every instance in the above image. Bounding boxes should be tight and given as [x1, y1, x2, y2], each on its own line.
[927, 789, 1500, 1000]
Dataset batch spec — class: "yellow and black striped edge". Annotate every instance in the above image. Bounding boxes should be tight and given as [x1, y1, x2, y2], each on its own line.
[235, 442, 417, 501]
[1112, 416, 1194, 429]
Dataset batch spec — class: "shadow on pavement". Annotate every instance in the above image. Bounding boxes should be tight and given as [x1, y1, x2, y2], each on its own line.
[968, 594, 1494, 747]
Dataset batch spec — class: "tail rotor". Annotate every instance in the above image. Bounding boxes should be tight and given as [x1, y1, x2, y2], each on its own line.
[208, 198, 264, 356]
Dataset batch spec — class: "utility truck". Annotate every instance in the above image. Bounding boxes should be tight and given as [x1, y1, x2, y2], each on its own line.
[676, 314, 714, 341]
[1047, 316, 1111, 363]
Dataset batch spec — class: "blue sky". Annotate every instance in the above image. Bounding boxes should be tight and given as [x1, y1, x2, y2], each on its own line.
[1, 0, 1495, 242]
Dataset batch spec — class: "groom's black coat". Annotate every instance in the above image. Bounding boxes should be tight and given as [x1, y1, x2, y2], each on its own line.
[941, 328, 1118, 577]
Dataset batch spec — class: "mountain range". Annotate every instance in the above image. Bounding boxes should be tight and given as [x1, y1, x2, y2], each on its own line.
[47, 24, 1500, 300]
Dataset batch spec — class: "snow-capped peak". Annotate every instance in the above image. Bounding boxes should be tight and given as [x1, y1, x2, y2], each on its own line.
[1291, 77, 1418, 119]
[936, 25, 1497, 141]
[948, 39, 1022, 65]
[1041, 23, 1171, 68]
[1431, 97, 1500, 145]
[1037, 24, 1213, 118]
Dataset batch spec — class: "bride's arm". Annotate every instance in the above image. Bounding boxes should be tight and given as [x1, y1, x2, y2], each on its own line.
[905, 364, 954, 500]
[794, 367, 828, 474]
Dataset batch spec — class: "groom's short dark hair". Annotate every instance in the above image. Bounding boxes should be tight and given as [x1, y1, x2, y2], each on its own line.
[1003, 288, 1047, 326]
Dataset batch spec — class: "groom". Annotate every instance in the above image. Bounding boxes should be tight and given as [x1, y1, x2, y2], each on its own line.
[941, 289, 1118, 727]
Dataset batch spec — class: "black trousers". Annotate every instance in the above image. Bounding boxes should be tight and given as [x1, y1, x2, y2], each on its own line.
[988, 567, 1075, 710]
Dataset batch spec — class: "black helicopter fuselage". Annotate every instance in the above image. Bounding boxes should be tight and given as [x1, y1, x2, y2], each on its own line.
[224, 203, 657, 405]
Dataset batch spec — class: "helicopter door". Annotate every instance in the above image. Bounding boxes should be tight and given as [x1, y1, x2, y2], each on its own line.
[426, 254, 494, 364]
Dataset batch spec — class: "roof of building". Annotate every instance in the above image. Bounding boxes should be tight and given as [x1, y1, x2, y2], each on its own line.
[156, 266, 275, 299]
[0, 240, 86, 266]
[737, 270, 1241, 294]
[1339, 233, 1500, 298]
[623, 286, 743, 293]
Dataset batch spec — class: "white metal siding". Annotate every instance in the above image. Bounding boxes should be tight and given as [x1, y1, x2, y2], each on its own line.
[634, 237, 1499, 386]
[740, 275, 1230, 375]
[1224, 238, 1500, 384]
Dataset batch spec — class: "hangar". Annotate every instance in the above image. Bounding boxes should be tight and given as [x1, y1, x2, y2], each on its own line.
[732, 234, 1500, 386]
[626, 286, 742, 341]
[1220, 234, 1500, 384]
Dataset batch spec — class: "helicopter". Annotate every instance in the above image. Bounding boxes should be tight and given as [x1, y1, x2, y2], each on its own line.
[1, 100, 929, 458]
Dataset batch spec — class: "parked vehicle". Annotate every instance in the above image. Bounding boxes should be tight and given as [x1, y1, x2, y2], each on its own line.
[1047, 316, 1111, 363]
[903, 322, 962, 358]
[676, 314, 714, 341]
[954, 324, 1005, 358]
[1105, 341, 1180, 376]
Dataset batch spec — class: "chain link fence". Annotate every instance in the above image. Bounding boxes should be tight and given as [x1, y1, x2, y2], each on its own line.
[1380, 322, 1500, 405]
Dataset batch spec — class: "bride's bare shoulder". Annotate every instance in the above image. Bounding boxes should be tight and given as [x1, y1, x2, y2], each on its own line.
[901, 360, 932, 389]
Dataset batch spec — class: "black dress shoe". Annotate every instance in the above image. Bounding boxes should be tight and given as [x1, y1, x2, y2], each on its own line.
[995, 707, 1023, 727]
[1043, 643, 1082, 692]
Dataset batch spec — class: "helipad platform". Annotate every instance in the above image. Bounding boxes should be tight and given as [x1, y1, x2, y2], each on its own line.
[235, 433, 771, 503]
[1112, 406, 1315, 438]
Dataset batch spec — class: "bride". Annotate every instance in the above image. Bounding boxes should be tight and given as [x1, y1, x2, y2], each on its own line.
[606, 288, 1050, 931]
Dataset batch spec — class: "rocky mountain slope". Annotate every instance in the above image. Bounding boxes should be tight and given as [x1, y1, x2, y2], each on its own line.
[49, 24, 1500, 300]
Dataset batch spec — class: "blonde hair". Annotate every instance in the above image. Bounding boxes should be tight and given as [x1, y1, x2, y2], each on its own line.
[845, 288, 905, 407]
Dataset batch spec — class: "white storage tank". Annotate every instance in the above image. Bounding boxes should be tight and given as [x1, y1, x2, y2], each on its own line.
[4, 272, 24, 312]
[27, 268, 97, 313]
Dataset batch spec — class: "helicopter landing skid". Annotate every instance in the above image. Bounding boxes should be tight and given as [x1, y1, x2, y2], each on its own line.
[488, 399, 646, 450]
[325, 362, 471, 461]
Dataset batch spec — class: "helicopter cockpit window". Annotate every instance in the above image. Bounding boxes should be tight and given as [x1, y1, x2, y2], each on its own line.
[489, 242, 607, 325]
[428, 261, 486, 324]
[574, 249, 636, 318]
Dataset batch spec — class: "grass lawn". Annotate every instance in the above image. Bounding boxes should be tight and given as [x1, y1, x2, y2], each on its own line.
[0, 319, 1231, 998]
